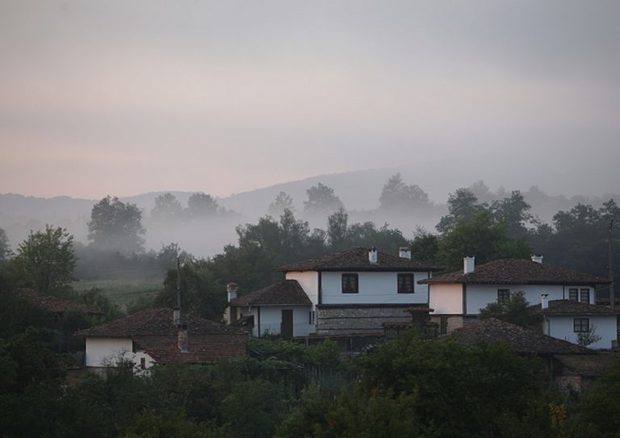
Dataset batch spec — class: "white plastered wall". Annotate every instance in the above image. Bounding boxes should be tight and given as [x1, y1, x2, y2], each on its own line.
[285, 271, 319, 306]
[321, 271, 430, 305]
[429, 284, 463, 314]
[85, 337, 133, 367]
[546, 315, 617, 349]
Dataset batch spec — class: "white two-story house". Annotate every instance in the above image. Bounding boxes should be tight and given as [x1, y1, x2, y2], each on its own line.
[420, 256, 614, 348]
[229, 247, 438, 337]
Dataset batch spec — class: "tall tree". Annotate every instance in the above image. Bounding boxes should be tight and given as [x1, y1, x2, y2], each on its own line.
[0, 228, 10, 262]
[268, 191, 295, 218]
[186, 192, 219, 219]
[10, 225, 76, 294]
[438, 210, 531, 271]
[88, 196, 145, 254]
[303, 183, 344, 217]
[490, 190, 533, 239]
[379, 173, 431, 212]
[436, 188, 483, 234]
[327, 208, 348, 250]
[150, 193, 183, 222]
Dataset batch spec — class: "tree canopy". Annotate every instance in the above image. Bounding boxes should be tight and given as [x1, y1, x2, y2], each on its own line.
[88, 196, 145, 254]
[379, 173, 431, 212]
[303, 183, 344, 217]
[10, 225, 76, 295]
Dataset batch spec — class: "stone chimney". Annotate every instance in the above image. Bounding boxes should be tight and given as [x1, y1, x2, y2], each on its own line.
[541, 293, 549, 309]
[368, 247, 378, 264]
[177, 324, 189, 352]
[531, 254, 543, 264]
[173, 307, 181, 326]
[464, 256, 475, 274]
[399, 247, 411, 260]
[227, 282, 239, 302]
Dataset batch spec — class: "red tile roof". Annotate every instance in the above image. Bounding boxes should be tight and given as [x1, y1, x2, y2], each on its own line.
[278, 247, 438, 272]
[531, 300, 620, 316]
[421, 259, 609, 286]
[230, 280, 312, 307]
[449, 318, 591, 355]
[78, 308, 245, 337]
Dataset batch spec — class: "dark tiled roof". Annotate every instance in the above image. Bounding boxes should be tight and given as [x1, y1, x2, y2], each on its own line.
[449, 318, 590, 355]
[530, 300, 620, 316]
[553, 352, 618, 377]
[78, 308, 245, 337]
[19, 289, 102, 315]
[230, 280, 312, 307]
[421, 259, 609, 286]
[133, 334, 247, 365]
[278, 247, 438, 272]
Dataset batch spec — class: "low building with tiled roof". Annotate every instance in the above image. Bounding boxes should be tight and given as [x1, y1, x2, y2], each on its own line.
[420, 256, 612, 337]
[449, 317, 591, 355]
[227, 280, 314, 338]
[227, 247, 438, 337]
[79, 308, 247, 371]
[448, 318, 617, 392]
[529, 300, 620, 349]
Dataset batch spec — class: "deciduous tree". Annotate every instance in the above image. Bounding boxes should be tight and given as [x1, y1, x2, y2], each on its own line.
[11, 225, 76, 294]
[88, 196, 145, 254]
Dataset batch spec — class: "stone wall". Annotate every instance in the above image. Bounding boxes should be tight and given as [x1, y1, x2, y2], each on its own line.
[316, 305, 413, 335]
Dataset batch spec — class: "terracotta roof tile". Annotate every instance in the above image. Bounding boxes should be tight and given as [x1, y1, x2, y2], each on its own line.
[278, 247, 438, 272]
[231, 280, 311, 307]
[78, 308, 245, 337]
[449, 318, 591, 355]
[133, 334, 247, 364]
[531, 300, 620, 316]
[421, 259, 609, 286]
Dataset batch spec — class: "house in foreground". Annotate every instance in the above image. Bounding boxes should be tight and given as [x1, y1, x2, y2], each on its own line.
[79, 308, 247, 372]
[420, 256, 615, 348]
[228, 247, 438, 337]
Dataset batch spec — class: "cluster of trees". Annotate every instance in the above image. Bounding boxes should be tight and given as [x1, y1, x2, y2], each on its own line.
[151, 192, 233, 223]
[2, 321, 620, 437]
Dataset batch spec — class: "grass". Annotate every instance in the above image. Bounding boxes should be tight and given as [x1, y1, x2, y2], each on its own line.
[72, 279, 163, 310]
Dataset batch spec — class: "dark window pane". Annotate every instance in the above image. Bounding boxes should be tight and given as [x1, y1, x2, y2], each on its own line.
[569, 288, 578, 301]
[342, 274, 358, 293]
[580, 288, 590, 303]
[497, 289, 510, 304]
[398, 273, 414, 293]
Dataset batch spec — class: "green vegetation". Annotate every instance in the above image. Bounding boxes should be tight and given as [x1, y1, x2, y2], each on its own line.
[72, 280, 161, 310]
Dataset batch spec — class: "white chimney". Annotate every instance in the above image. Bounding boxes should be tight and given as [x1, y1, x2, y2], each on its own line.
[399, 247, 411, 260]
[541, 293, 549, 309]
[531, 255, 543, 264]
[227, 282, 239, 302]
[464, 256, 475, 274]
[173, 307, 181, 326]
[368, 247, 378, 264]
[177, 324, 189, 352]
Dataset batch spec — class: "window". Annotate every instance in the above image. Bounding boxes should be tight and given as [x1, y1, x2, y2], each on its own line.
[140, 357, 146, 370]
[497, 289, 510, 304]
[568, 288, 578, 301]
[580, 288, 590, 303]
[308, 311, 315, 325]
[574, 318, 590, 333]
[342, 273, 359, 293]
[397, 273, 414, 293]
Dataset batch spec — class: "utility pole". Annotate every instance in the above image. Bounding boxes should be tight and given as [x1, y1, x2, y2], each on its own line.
[609, 219, 615, 310]
[176, 256, 182, 312]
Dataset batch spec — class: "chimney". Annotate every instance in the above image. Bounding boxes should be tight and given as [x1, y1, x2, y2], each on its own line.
[464, 256, 475, 274]
[173, 307, 181, 326]
[227, 282, 239, 302]
[368, 247, 378, 264]
[531, 254, 543, 264]
[541, 293, 549, 309]
[177, 324, 189, 352]
[399, 247, 411, 260]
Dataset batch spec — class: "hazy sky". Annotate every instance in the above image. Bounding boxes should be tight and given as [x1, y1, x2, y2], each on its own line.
[1, 0, 619, 199]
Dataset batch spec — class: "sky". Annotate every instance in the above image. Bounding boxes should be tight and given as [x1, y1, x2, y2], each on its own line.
[1, 0, 619, 199]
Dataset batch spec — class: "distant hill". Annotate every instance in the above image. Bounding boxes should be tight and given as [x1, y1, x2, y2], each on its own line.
[1, 168, 618, 257]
